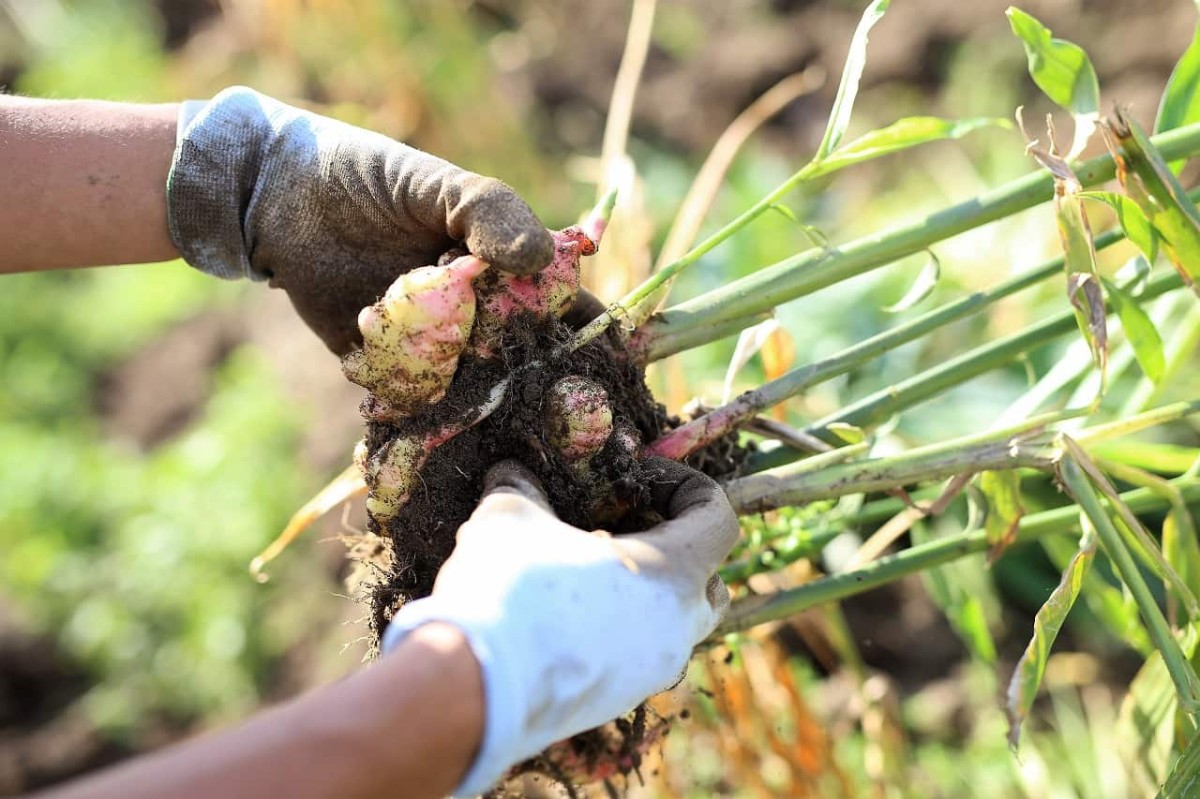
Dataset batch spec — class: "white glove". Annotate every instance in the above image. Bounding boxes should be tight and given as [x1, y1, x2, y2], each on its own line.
[381, 458, 739, 797]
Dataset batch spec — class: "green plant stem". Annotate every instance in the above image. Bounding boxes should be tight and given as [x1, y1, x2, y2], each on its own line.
[1076, 399, 1200, 446]
[646, 230, 1127, 458]
[634, 311, 772, 363]
[570, 158, 830, 351]
[1059, 458, 1200, 714]
[803, 272, 1182, 434]
[1063, 436, 1200, 621]
[745, 270, 1183, 472]
[647, 225, 1125, 363]
[725, 425, 1059, 515]
[709, 478, 1200, 641]
[772, 405, 1195, 523]
[640, 121, 1200, 351]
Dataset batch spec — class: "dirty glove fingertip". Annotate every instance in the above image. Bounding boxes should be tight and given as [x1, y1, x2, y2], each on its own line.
[456, 178, 554, 275]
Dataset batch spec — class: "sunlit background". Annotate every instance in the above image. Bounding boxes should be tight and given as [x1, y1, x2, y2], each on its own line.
[2, 0, 1198, 796]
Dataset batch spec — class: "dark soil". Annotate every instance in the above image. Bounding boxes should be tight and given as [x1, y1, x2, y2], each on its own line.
[364, 316, 670, 627]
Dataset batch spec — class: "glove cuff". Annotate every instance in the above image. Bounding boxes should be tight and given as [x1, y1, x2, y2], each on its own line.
[167, 86, 290, 281]
[382, 597, 527, 798]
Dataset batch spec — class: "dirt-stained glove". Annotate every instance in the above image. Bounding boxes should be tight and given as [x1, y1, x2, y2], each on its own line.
[381, 458, 739, 797]
[166, 86, 554, 355]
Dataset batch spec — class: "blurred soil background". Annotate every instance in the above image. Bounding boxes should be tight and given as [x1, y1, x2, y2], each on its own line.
[0, 1, 1196, 796]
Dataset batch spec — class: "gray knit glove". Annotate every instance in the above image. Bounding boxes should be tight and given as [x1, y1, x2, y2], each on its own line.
[166, 86, 554, 355]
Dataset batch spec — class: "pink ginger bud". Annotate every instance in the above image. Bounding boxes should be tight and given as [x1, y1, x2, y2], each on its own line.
[581, 187, 617, 247]
[544, 376, 614, 463]
[467, 193, 616, 356]
[342, 255, 488, 417]
[470, 230, 585, 355]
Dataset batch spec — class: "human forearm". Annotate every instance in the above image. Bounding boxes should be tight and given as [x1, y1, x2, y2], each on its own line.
[35, 623, 483, 799]
[0, 96, 179, 273]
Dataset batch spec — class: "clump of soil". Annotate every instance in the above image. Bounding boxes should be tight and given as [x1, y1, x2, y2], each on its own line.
[357, 310, 740, 791]
[363, 314, 669, 627]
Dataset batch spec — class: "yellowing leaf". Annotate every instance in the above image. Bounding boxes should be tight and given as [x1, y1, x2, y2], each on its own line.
[1018, 113, 1108, 382]
[981, 470, 1025, 564]
[760, 326, 796, 421]
[760, 327, 795, 381]
[1007, 524, 1098, 748]
[251, 461, 367, 580]
[722, 318, 783, 404]
[1105, 109, 1200, 292]
[1059, 195, 1108, 378]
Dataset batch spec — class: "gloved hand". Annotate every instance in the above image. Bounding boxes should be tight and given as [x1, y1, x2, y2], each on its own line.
[381, 458, 739, 797]
[166, 86, 554, 355]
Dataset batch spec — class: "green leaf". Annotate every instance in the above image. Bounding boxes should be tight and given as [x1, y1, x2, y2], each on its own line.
[1158, 20, 1200, 169]
[980, 470, 1025, 563]
[815, 0, 890, 160]
[1092, 440, 1200, 474]
[1159, 730, 1200, 799]
[1061, 455, 1200, 712]
[1007, 524, 1098, 748]
[1079, 191, 1160, 265]
[1121, 625, 1200, 795]
[1102, 278, 1166, 384]
[768, 203, 799, 224]
[1007, 7, 1100, 158]
[825, 422, 865, 445]
[954, 595, 998, 663]
[1157, 24, 1200, 144]
[1065, 440, 1200, 623]
[808, 116, 1004, 178]
[882, 250, 941, 313]
[798, 224, 830, 250]
[1164, 507, 1200, 616]
[911, 522, 997, 664]
[1106, 110, 1200, 292]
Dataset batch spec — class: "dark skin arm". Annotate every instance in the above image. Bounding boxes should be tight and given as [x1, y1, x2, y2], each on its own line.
[0, 96, 180, 272]
[33, 623, 484, 799]
[0, 94, 606, 330]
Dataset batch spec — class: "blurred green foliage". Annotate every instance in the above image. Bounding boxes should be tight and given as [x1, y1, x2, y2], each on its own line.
[0, 265, 318, 733]
[4, 0, 1200, 796]
[0, 0, 326, 740]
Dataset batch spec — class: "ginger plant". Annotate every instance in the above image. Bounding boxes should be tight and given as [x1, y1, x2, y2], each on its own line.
[256, 0, 1200, 793]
